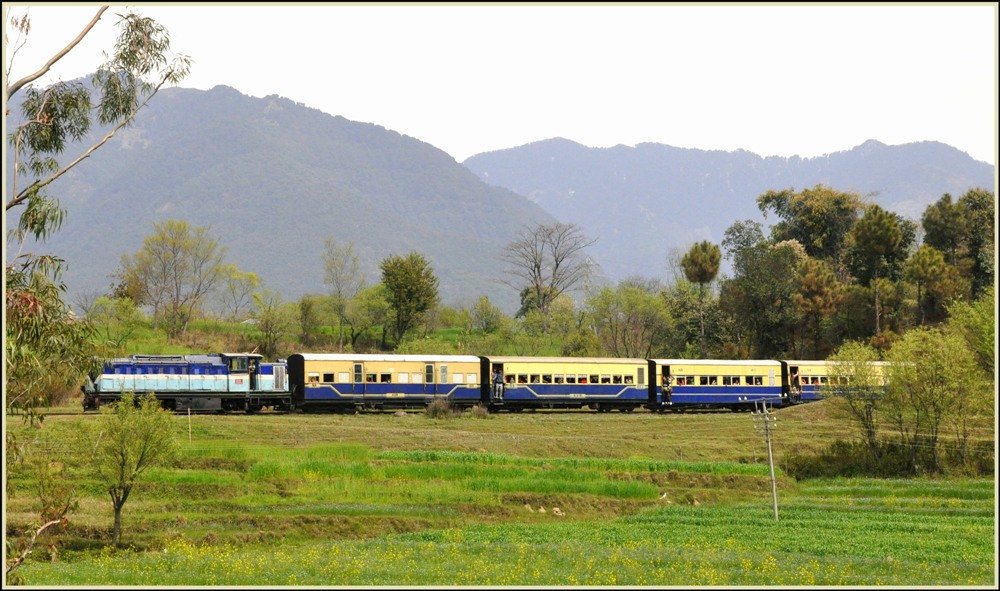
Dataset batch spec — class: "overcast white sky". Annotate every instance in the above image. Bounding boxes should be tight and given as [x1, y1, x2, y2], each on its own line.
[4, 3, 998, 165]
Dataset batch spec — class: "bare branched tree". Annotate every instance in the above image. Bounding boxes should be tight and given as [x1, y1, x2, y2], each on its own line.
[501, 223, 597, 316]
[323, 238, 366, 349]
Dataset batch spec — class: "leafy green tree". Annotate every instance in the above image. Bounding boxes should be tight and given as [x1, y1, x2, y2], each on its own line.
[250, 290, 291, 358]
[885, 327, 986, 472]
[680, 241, 721, 357]
[586, 282, 671, 358]
[5, 7, 187, 419]
[380, 252, 440, 345]
[297, 294, 325, 347]
[219, 265, 259, 321]
[957, 188, 995, 297]
[847, 205, 915, 335]
[5, 256, 96, 415]
[120, 220, 227, 337]
[88, 295, 143, 353]
[946, 287, 995, 376]
[561, 324, 603, 357]
[90, 392, 177, 547]
[794, 257, 844, 358]
[718, 221, 802, 357]
[470, 296, 506, 334]
[4, 427, 80, 583]
[921, 194, 965, 265]
[903, 245, 947, 325]
[757, 185, 863, 263]
[345, 284, 393, 351]
[827, 341, 885, 464]
[828, 283, 875, 345]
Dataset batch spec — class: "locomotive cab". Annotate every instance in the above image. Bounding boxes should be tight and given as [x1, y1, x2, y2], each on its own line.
[221, 353, 263, 392]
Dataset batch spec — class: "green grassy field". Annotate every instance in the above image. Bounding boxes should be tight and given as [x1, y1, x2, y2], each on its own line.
[6, 400, 996, 586]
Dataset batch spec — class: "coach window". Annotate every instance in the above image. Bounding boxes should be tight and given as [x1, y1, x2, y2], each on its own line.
[366, 373, 377, 383]
[380, 373, 392, 383]
[354, 364, 363, 383]
[308, 373, 319, 383]
[398, 373, 409, 384]
[613, 375, 623, 384]
[530, 374, 540, 384]
[624, 375, 634, 384]
[700, 376, 709, 386]
[566, 375, 577, 384]
[440, 365, 449, 384]
[425, 364, 434, 384]
[600, 375, 611, 384]
[411, 372, 423, 384]
[542, 375, 552, 384]
[323, 373, 334, 383]
[637, 368, 644, 386]
[589, 375, 599, 384]
[554, 375, 564, 384]
[518, 374, 528, 384]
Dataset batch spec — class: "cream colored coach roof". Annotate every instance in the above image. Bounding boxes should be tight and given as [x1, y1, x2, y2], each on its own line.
[294, 353, 481, 363]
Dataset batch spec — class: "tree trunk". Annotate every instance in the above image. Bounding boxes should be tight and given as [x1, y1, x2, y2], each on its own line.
[112, 503, 123, 547]
[698, 283, 706, 357]
[873, 276, 882, 335]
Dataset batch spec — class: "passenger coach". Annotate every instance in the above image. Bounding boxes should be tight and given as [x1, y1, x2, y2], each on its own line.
[489, 356, 650, 412]
[650, 359, 789, 410]
[288, 353, 485, 411]
[787, 358, 890, 402]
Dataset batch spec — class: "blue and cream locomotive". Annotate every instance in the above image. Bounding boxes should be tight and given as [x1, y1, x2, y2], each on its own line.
[82, 352, 290, 412]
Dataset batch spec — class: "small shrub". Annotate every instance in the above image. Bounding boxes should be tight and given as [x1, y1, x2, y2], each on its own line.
[467, 404, 491, 419]
[780, 437, 989, 480]
[425, 398, 455, 419]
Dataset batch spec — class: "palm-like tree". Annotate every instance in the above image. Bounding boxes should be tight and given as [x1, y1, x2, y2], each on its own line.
[681, 241, 721, 357]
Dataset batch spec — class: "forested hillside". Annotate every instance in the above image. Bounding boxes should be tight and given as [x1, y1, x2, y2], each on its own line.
[7, 83, 557, 312]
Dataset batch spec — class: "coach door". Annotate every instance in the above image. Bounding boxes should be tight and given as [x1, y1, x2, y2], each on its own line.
[352, 363, 364, 395]
[249, 356, 259, 391]
[424, 364, 435, 395]
[662, 365, 672, 403]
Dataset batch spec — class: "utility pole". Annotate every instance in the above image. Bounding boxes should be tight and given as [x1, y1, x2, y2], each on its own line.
[752, 400, 779, 521]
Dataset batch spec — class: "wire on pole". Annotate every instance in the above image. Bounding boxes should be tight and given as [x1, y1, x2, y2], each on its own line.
[751, 399, 779, 522]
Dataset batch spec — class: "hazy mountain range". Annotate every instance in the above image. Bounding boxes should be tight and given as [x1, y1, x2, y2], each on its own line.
[7, 83, 995, 314]
[463, 138, 995, 282]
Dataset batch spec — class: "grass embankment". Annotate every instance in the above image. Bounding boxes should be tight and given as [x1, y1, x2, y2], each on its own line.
[6, 400, 996, 586]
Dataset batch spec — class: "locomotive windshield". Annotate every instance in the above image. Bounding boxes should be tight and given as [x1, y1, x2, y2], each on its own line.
[228, 356, 249, 373]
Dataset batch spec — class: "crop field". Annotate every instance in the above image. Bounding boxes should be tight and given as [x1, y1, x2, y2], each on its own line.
[6, 400, 997, 586]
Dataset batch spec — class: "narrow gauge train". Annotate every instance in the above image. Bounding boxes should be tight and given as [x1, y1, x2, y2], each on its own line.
[82, 352, 290, 412]
[83, 352, 886, 413]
